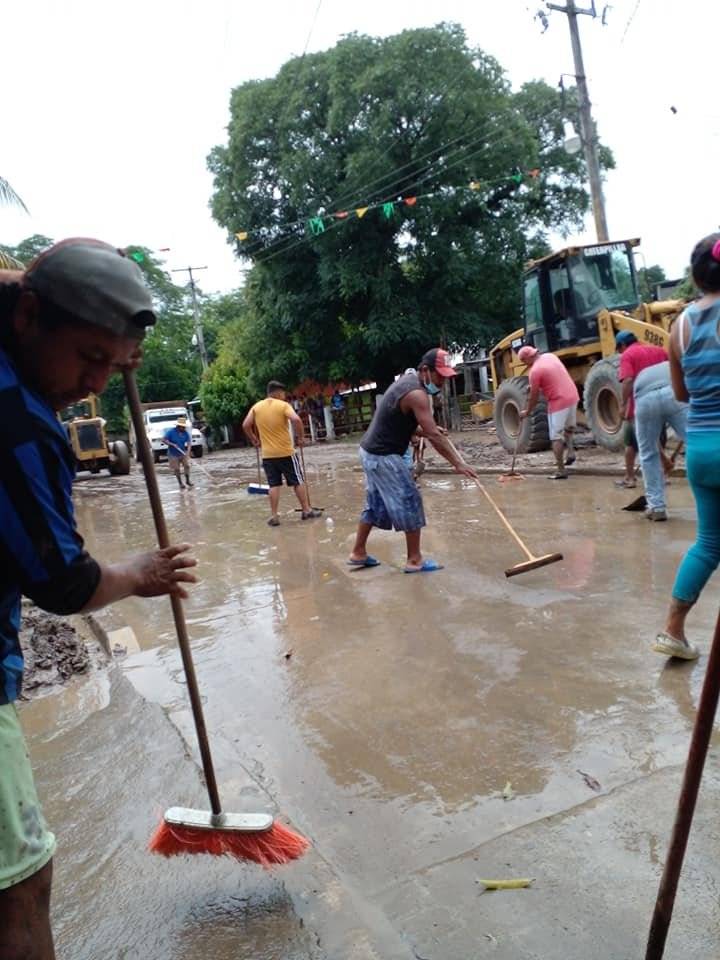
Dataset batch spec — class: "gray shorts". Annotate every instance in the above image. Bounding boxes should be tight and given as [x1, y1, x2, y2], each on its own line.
[359, 448, 426, 532]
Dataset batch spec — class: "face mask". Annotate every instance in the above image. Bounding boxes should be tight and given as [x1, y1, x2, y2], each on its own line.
[424, 379, 441, 396]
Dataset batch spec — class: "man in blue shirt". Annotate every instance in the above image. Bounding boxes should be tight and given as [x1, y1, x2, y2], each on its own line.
[0, 239, 197, 960]
[163, 415, 193, 488]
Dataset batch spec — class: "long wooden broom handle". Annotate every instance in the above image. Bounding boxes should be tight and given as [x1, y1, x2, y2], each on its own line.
[645, 609, 720, 958]
[298, 442, 311, 507]
[472, 478, 535, 562]
[445, 436, 535, 562]
[123, 371, 223, 817]
[255, 444, 262, 485]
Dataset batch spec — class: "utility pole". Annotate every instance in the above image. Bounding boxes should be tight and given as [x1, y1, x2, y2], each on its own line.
[546, 0, 609, 241]
[172, 265, 209, 370]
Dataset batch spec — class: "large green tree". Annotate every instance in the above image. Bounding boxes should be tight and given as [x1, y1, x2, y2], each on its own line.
[198, 292, 253, 428]
[208, 23, 613, 387]
[98, 247, 206, 432]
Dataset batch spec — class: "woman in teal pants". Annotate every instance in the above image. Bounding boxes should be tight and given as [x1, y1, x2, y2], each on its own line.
[654, 233, 720, 660]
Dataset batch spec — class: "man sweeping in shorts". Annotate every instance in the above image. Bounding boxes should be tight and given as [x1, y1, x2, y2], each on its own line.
[348, 348, 477, 572]
[0, 239, 197, 960]
[162, 414, 193, 488]
[243, 380, 322, 526]
[518, 345, 579, 480]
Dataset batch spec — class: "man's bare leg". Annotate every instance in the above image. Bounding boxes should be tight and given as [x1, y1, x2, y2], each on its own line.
[403, 530, 423, 569]
[0, 860, 55, 960]
[349, 522, 373, 562]
[293, 483, 311, 513]
[268, 486, 281, 520]
[625, 445, 636, 482]
[551, 439, 567, 477]
[564, 427, 575, 464]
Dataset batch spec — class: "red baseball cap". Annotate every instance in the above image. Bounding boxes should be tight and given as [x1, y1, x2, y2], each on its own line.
[419, 347, 456, 377]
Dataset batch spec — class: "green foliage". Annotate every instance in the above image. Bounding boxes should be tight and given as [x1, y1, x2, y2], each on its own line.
[638, 263, 667, 301]
[0, 234, 54, 266]
[199, 294, 253, 428]
[677, 268, 697, 301]
[209, 23, 613, 387]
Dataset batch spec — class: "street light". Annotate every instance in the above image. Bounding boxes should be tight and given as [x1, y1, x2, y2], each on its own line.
[563, 121, 582, 155]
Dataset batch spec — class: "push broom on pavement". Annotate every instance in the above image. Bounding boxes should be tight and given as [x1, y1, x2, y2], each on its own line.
[124, 370, 309, 866]
[448, 439, 561, 577]
[248, 446, 270, 495]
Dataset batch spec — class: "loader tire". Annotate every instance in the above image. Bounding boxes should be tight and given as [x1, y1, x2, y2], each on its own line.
[109, 440, 131, 476]
[493, 376, 550, 454]
[584, 355, 624, 451]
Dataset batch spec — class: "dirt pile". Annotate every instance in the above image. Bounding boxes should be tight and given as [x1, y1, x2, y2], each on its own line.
[19, 602, 96, 696]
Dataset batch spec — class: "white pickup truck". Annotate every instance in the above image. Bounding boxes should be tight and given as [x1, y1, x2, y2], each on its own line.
[129, 401, 207, 463]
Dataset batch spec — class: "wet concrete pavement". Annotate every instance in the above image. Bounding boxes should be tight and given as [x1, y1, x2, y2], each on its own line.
[20, 448, 720, 958]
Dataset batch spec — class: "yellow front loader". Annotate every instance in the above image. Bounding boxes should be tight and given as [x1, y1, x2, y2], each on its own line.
[488, 239, 684, 453]
[61, 396, 131, 476]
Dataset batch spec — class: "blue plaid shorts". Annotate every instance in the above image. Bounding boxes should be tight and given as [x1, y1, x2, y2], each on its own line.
[359, 448, 426, 532]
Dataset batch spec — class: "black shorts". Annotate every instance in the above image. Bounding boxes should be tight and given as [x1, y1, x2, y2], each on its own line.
[262, 455, 303, 487]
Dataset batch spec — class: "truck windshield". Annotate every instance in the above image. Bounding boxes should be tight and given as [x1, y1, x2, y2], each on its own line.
[569, 243, 639, 312]
[60, 400, 93, 422]
[148, 413, 186, 424]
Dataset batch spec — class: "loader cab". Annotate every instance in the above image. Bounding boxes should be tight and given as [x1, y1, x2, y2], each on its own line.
[522, 239, 641, 353]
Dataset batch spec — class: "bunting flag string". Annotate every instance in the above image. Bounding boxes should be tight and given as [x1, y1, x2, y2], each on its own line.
[234, 168, 541, 246]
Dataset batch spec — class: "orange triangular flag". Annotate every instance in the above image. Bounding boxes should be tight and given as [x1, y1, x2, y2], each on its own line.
[335, 211, 349, 219]
[404, 197, 417, 206]
[355, 207, 368, 218]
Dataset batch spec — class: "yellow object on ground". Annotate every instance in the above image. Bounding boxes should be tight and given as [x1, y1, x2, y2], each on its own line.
[478, 878, 535, 890]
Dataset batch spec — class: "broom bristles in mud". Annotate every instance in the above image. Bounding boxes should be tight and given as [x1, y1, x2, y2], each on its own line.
[149, 816, 310, 867]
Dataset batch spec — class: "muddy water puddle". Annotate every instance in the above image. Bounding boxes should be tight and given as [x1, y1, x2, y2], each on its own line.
[25, 455, 717, 956]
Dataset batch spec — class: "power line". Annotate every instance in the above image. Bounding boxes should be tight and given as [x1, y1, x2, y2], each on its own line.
[620, 0, 641, 44]
[302, 0, 323, 56]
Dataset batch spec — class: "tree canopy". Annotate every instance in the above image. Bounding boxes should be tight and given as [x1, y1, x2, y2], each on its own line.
[209, 22, 613, 388]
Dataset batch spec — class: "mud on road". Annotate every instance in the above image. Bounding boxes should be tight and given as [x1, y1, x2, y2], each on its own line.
[18, 601, 106, 698]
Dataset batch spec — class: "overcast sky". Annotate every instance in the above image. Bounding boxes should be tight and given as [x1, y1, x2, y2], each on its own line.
[2, 1, 716, 294]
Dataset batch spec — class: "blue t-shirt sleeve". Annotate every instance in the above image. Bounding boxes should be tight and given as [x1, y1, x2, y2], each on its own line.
[0, 424, 101, 615]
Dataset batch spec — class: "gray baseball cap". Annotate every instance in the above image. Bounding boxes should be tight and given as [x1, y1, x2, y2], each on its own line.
[24, 238, 156, 339]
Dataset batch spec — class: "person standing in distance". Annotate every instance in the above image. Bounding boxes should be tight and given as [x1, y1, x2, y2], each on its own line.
[348, 348, 477, 572]
[243, 381, 322, 526]
[615, 330, 668, 489]
[518, 345, 579, 479]
[0, 239, 197, 960]
[162, 414, 193, 489]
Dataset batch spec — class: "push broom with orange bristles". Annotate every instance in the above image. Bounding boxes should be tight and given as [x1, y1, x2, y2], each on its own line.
[124, 370, 309, 867]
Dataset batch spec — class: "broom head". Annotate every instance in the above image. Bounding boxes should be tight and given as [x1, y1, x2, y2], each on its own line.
[248, 483, 269, 495]
[149, 807, 310, 867]
[505, 552, 563, 578]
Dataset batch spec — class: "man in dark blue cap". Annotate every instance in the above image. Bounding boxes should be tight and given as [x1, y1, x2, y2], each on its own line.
[0, 239, 197, 960]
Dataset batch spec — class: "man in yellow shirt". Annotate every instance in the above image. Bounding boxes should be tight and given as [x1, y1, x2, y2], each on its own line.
[243, 381, 322, 526]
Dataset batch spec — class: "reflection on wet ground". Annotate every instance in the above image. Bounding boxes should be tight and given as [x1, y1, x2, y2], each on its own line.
[23, 453, 720, 957]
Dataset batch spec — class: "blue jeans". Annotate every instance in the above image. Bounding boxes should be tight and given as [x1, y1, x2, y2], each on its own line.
[635, 385, 687, 511]
[672, 431, 720, 602]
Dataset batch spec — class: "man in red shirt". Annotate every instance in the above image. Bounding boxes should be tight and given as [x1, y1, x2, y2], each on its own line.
[519, 345, 579, 479]
[616, 330, 668, 488]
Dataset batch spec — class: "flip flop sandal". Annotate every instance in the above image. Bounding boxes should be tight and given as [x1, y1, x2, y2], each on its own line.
[347, 556, 381, 568]
[549, 472, 569, 480]
[565, 454, 576, 466]
[651, 632, 699, 661]
[404, 559, 444, 574]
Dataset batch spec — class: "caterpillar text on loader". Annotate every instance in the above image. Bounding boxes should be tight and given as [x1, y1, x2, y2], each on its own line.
[490, 239, 684, 453]
[61, 395, 131, 476]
